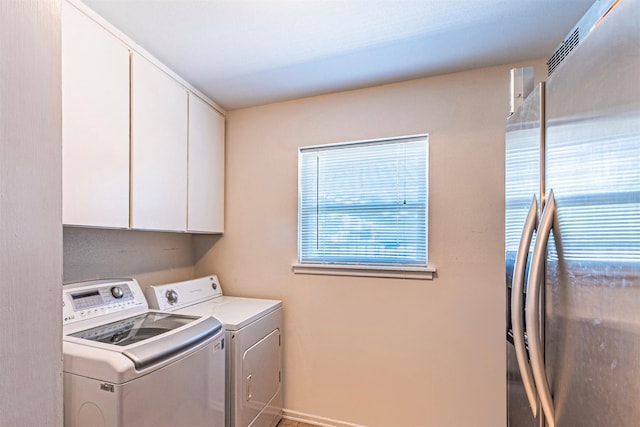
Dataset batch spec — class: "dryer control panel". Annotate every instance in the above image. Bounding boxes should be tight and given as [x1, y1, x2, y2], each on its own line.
[63, 278, 146, 326]
[146, 275, 223, 311]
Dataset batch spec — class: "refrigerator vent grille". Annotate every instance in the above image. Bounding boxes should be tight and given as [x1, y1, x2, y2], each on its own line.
[547, 28, 580, 75]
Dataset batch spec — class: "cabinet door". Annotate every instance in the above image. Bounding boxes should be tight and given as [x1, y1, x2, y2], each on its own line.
[62, 1, 130, 228]
[131, 54, 188, 231]
[188, 95, 225, 233]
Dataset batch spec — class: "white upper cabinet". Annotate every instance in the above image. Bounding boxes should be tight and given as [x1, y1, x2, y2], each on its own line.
[62, 1, 130, 228]
[130, 54, 188, 232]
[62, 0, 225, 233]
[188, 95, 225, 233]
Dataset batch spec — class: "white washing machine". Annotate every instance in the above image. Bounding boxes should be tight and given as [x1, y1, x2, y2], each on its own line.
[63, 278, 225, 427]
[146, 275, 283, 427]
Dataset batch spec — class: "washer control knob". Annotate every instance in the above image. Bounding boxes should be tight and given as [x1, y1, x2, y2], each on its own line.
[166, 289, 178, 305]
[111, 286, 124, 299]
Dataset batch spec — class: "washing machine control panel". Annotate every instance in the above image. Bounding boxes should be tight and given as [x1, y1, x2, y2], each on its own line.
[63, 279, 146, 325]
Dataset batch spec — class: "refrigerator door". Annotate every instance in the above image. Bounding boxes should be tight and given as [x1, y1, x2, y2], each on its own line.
[544, 0, 640, 426]
[506, 84, 543, 427]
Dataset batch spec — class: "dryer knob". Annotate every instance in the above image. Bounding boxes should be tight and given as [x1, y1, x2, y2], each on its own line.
[166, 289, 178, 305]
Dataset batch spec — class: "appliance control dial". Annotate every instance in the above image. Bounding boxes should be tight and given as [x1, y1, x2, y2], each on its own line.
[110, 286, 124, 299]
[166, 289, 178, 305]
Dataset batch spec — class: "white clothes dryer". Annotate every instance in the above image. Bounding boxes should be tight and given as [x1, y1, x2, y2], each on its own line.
[62, 278, 225, 427]
[146, 275, 283, 427]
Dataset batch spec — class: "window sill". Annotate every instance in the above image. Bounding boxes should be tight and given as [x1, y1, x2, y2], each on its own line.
[291, 263, 436, 280]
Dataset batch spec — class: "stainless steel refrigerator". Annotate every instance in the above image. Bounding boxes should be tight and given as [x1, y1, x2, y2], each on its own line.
[505, 1, 640, 426]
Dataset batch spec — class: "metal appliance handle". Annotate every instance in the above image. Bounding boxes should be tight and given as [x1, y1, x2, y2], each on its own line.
[526, 191, 556, 427]
[122, 316, 222, 370]
[511, 196, 539, 417]
[246, 373, 253, 401]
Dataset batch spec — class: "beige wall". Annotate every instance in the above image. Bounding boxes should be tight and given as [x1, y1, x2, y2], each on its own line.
[195, 60, 547, 426]
[0, 0, 63, 425]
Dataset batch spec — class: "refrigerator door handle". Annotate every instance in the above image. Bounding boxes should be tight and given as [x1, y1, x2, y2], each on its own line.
[526, 190, 556, 427]
[511, 195, 539, 417]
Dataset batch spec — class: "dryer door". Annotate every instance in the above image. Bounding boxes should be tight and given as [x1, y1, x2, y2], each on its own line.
[241, 328, 281, 427]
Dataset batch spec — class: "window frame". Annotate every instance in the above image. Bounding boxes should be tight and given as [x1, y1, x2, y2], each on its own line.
[294, 134, 436, 280]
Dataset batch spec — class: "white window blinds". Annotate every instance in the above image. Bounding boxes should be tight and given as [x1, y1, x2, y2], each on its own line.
[298, 135, 428, 267]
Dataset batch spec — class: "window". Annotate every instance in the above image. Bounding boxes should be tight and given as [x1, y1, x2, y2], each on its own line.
[295, 134, 434, 279]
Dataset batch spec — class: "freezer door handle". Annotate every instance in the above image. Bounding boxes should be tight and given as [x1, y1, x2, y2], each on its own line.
[526, 190, 556, 427]
[511, 195, 539, 417]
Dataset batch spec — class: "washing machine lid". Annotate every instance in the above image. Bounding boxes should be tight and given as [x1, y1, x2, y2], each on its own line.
[63, 278, 223, 378]
[69, 311, 202, 346]
[174, 296, 281, 331]
[63, 313, 222, 384]
[65, 312, 222, 369]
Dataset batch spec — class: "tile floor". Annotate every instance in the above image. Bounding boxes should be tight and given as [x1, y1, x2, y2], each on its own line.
[277, 419, 322, 427]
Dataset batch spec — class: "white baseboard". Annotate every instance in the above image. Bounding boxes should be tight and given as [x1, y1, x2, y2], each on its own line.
[282, 409, 368, 427]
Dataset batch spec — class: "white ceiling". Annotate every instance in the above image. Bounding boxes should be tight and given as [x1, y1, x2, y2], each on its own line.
[81, 0, 594, 110]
